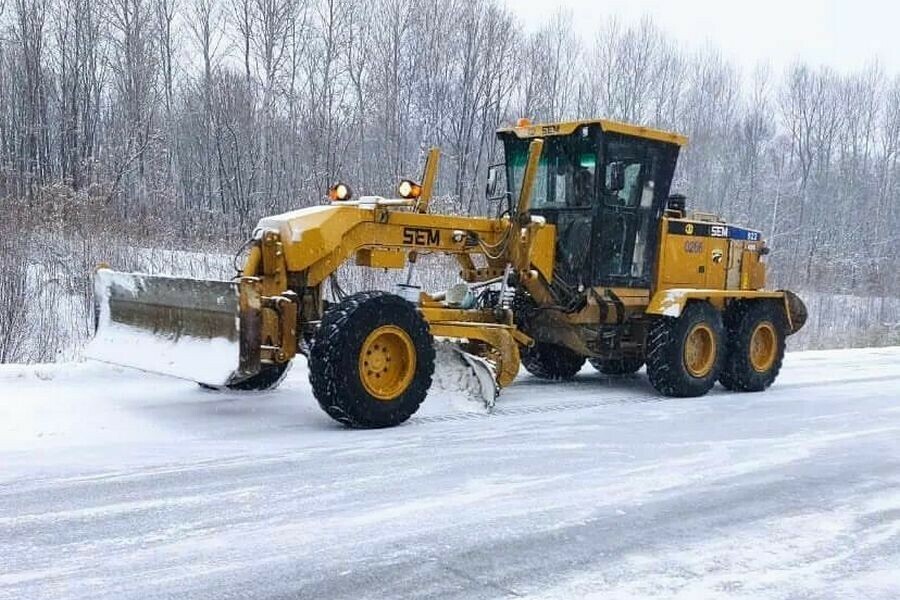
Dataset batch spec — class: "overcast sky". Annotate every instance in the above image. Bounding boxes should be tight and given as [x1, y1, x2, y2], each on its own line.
[506, 0, 897, 75]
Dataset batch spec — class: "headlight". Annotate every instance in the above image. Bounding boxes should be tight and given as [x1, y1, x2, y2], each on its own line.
[328, 182, 352, 201]
[397, 179, 422, 199]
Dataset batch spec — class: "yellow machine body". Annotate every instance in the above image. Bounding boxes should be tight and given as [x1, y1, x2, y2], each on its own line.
[238, 200, 554, 388]
[88, 117, 807, 425]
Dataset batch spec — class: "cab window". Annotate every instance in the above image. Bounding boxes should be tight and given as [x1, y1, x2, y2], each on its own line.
[505, 133, 599, 210]
[604, 140, 645, 207]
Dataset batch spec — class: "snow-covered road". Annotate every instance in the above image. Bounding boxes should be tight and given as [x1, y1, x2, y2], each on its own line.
[1, 347, 899, 599]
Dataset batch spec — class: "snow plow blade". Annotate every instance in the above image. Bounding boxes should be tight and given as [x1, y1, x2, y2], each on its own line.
[85, 269, 258, 386]
[433, 341, 500, 411]
[455, 349, 500, 411]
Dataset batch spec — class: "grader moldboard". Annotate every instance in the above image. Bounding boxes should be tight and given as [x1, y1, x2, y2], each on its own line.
[86, 118, 808, 428]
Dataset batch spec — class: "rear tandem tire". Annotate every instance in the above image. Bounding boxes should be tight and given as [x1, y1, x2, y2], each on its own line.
[309, 291, 435, 428]
[521, 342, 585, 380]
[589, 357, 644, 375]
[646, 301, 724, 397]
[719, 301, 786, 392]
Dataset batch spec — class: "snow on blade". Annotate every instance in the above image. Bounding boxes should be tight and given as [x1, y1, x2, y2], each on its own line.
[432, 341, 498, 411]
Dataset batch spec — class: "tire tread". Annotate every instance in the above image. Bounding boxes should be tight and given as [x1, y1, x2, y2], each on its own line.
[646, 302, 724, 397]
[521, 342, 585, 380]
[309, 292, 434, 428]
[719, 300, 786, 392]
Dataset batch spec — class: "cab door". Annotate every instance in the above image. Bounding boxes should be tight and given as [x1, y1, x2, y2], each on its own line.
[591, 139, 652, 288]
[528, 134, 600, 289]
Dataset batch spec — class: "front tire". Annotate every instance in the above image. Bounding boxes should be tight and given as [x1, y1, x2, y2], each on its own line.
[647, 302, 724, 397]
[521, 342, 585, 380]
[719, 301, 786, 392]
[309, 292, 434, 428]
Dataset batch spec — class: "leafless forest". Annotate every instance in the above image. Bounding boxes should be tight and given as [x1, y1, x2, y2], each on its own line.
[0, 0, 897, 362]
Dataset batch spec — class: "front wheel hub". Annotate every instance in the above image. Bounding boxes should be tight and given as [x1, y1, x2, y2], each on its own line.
[359, 325, 417, 401]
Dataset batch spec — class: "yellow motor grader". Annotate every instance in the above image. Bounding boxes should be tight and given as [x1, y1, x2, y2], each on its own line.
[87, 118, 807, 428]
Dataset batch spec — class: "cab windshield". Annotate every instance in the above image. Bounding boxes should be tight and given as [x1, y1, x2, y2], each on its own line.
[505, 132, 600, 209]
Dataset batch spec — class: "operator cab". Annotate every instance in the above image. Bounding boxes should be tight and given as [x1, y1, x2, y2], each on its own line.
[496, 119, 684, 292]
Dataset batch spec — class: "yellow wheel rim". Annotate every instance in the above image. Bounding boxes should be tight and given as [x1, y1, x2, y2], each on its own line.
[749, 321, 777, 373]
[684, 323, 716, 378]
[358, 325, 416, 401]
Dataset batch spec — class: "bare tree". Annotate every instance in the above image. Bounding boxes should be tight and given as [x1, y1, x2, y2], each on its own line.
[104, 0, 160, 208]
[0, 4, 898, 361]
[13, 0, 51, 201]
[516, 10, 579, 121]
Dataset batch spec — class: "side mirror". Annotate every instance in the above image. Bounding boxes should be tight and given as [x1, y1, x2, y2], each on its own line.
[485, 164, 502, 199]
[608, 161, 626, 193]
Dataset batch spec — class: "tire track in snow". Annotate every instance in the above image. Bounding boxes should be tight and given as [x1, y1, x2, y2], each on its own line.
[410, 373, 900, 425]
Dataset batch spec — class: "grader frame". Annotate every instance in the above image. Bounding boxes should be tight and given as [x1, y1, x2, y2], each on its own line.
[87, 117, 807, 428]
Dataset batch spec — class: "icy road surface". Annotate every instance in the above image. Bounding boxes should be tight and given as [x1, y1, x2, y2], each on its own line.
[1, 347, 899, 600]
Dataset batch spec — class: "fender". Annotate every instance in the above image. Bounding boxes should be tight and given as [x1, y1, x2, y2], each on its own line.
[646, 288, 806, 334]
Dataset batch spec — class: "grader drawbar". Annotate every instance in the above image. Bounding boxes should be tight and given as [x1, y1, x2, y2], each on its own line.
[87, 117, 807, 428]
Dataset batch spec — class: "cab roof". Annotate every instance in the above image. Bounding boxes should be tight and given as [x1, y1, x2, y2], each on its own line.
[496, 118, 689, 147]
